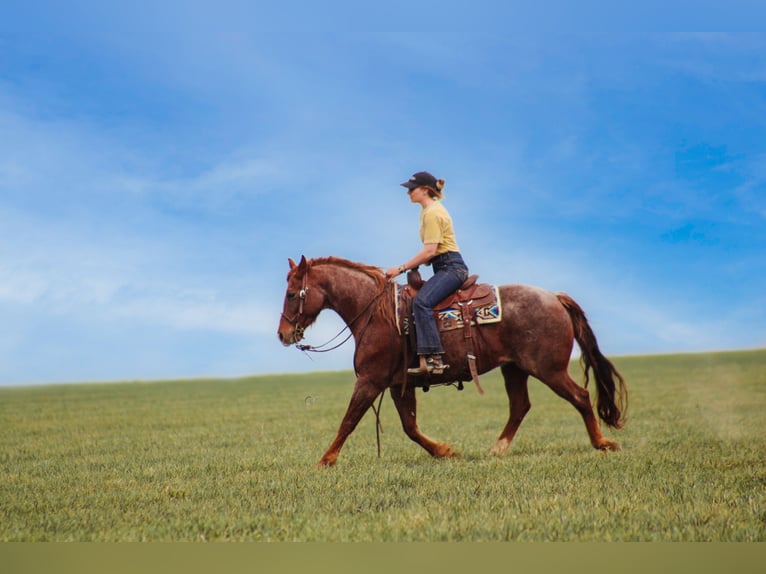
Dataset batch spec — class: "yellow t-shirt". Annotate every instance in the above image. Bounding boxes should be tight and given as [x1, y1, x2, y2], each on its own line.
[419, 201, 460, 255]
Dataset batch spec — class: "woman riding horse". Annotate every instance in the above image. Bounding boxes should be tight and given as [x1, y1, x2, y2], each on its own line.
[385, 171, 469, 376]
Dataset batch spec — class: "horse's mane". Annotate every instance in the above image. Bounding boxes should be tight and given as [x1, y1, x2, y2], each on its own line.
[310, 256, 388, 290]
[309, 256, 395, 326]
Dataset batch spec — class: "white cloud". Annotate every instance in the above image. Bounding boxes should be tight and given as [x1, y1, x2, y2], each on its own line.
[0, 250, 277, 337]
[112, 294, 272, 335]
[0, 201, 276, 337]
[0, 266, 48, 304]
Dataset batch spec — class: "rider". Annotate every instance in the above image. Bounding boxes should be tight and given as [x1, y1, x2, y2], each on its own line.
[386, 171, 469, 375]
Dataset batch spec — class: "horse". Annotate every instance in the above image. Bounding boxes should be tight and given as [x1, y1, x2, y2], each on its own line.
[277, 255, 628, 467]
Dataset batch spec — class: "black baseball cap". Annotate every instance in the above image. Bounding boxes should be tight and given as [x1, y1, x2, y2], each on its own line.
[400, 171, 438, 191]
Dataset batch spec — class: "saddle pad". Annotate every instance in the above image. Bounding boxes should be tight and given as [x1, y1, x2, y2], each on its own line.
[436, 286, 502, 332]
[395, 284, 502, 334]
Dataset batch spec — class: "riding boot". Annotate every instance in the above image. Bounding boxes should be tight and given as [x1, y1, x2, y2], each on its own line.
[427, 354, 448, 375]
[407, 354, 449, 375]
[407, 355, 429, 375]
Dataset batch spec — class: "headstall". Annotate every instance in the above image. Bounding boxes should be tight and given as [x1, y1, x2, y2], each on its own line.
[281, 271, 310, 340]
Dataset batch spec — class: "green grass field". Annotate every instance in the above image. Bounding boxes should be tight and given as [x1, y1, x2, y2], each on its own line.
[1, 349, 764, 541]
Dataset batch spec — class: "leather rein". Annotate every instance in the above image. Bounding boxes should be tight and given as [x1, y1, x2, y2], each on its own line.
[282, 269, 389, 354]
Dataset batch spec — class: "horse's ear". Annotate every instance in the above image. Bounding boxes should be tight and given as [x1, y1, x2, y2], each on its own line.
[288, 258, 297, 270]
[298, 255, 307, 269]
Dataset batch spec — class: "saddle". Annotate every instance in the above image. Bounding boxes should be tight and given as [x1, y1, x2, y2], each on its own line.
[405, 271, 495, 318]
[401, 269, 501, 332]
[396, 269, 503, 395]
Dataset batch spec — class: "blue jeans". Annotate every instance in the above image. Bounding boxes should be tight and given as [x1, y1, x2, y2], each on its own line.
[412, 252, 469, 355]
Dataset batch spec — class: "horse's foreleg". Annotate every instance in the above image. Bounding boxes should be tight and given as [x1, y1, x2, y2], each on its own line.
[317, 378, 382, 467]
[490, 364, 531, 456]
[390, 385, 460, 459]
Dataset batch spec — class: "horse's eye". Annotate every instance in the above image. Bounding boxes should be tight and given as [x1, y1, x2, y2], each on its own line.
[287, 292, 297, 300]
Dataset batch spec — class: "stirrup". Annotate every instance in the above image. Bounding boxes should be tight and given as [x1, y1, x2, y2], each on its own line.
[407, 355, 449, 376]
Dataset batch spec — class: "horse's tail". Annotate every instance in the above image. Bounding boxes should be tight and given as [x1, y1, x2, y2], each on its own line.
[556, 293, 628, 429]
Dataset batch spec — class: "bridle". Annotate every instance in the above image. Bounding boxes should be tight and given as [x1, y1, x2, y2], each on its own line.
[281, 267, 389, 353]
[280, 271, 310, 342]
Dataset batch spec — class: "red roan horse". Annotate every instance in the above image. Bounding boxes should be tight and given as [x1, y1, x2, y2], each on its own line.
[278, 256, 627, 467]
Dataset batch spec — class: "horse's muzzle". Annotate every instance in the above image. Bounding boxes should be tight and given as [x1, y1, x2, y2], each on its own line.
[277, 325, 304, 347]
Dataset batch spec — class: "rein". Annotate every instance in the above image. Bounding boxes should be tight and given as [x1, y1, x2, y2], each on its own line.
[289, 270, 390, 354]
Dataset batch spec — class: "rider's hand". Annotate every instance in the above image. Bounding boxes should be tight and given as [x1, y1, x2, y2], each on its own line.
[385, 267, 401, 281]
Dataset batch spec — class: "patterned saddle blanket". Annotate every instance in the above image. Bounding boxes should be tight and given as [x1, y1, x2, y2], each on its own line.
[394, 271, 502, 335]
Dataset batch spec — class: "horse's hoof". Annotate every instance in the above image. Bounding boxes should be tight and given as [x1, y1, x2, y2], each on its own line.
[490, 438, 511, 456]
[597, 440, 621, 452]
[434, 444, 460, 459]
[316, 457, 337, 467]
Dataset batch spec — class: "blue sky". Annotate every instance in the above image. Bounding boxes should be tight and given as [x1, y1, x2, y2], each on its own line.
[1, 3, 765, 385]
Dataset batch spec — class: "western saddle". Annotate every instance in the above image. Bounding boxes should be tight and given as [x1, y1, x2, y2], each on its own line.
[398, 268, 492, 394]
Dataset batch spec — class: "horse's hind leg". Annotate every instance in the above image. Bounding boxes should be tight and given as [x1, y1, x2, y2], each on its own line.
[390, 386, 459, 459]
[539, 369, 620, 451]
[490, 363, 531, 456]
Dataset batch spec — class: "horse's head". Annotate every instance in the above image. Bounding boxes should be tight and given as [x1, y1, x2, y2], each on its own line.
[277, 255, 325, 346]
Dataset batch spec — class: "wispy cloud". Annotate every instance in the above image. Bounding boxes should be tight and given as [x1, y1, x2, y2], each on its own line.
[0, 202, 272, 337]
